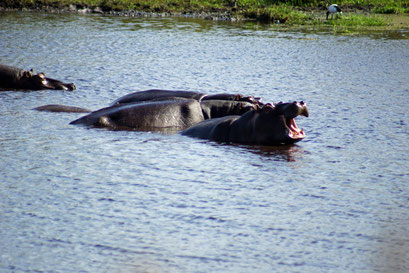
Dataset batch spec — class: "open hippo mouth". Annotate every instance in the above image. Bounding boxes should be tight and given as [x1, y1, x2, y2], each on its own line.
[281, 101, 309, 141]
[286, 117, 306, 139]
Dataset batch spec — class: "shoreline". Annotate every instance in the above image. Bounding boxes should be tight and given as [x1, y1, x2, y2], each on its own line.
[0, 5, 241, 21]
[1, 4, 409, 28]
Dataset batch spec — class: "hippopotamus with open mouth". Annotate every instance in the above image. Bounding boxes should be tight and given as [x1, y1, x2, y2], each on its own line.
[182, 101, 309, 145]
[0, 64, 75, 91]
[33, 89, 309, 145]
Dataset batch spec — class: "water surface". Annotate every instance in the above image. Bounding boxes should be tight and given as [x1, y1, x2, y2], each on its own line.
[1, 11, 408, 273]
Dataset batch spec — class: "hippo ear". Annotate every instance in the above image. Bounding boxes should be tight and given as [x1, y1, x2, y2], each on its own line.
[23, 70, 33, 78]
[259, 103, 275, 113]
[245, 95, 263, 105]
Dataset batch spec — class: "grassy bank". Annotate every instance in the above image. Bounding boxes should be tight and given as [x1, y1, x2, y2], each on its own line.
[1, 0, 408, 26]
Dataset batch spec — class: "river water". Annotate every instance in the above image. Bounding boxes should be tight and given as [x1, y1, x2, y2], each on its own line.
[1, 11, 408, 273]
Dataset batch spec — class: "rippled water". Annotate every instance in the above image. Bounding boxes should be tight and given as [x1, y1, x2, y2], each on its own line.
[1, 11, 409, 273]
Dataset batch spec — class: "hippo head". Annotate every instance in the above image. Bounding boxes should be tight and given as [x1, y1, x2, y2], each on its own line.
[253, 101, 309, 145]
[236, 94, 263, 105]
[23, 70, 76, 91]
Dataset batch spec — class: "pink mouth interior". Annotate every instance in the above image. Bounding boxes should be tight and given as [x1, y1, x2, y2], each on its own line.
[287, 118, 305, 139]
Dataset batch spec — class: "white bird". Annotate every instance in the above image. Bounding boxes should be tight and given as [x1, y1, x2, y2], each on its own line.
[327, 4, 342, 20]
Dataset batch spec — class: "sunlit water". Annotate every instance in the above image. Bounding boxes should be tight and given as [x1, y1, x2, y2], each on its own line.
[1, 11, 408, 273]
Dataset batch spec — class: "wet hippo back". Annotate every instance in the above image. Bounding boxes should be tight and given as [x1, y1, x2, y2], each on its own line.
[33, 104, 91, 113]
[71, 99, 205, 131]
[110, 89, 206, 106]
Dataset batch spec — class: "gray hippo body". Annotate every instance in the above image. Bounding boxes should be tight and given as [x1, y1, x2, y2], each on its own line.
[111, 89, 262, 106]
[182, 101, 309, 145]
[199, 99, 257, 119]
[0, 64, 75, 91]
[33, 104, 91, 113]
[110, 90, 205, 105]
[70, 99, 205, 130]
[70, 98, 258, 131]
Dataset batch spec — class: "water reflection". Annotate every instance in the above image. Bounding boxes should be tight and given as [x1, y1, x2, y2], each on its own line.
[241, 143, 307, 162]
[206, 141, 307, 162]
[86, 15, 235, 33]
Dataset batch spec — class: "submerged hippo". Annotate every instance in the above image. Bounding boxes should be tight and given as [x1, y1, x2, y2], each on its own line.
[33, 104, 91, 113]
[70, 98, 258, 131]
[182, 101, 309, 145]
[0, 64, 75, 91]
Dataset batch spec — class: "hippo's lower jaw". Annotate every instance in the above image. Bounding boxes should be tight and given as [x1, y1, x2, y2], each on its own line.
[286, 117, 306, 141]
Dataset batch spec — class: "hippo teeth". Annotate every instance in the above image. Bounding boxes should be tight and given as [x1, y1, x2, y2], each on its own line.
[287, 118, 305, 139]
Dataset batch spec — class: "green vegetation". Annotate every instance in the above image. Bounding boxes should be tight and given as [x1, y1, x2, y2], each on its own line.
[1, 0, 408, 26]
[321, 14, 390, 26]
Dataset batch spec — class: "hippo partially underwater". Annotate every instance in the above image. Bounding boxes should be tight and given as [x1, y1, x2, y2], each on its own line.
[182, 101, 309, 145]
[0, 64, 75, 91]
[109, 89, 262, 106]
[34, 90, 309, 145]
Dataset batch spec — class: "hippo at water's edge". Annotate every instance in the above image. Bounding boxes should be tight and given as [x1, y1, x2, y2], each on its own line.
[0, 64, 75, 91]
[181, 101, 309, 145]
[70, 99, 258, 131]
